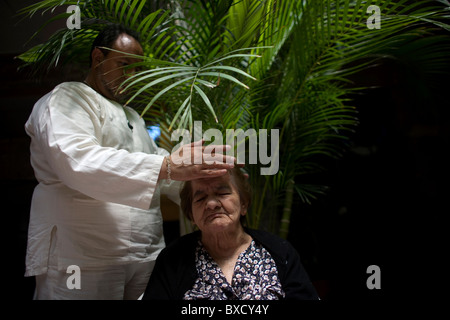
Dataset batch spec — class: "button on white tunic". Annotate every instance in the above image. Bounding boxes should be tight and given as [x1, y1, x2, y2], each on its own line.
[24, 82, 178, 276]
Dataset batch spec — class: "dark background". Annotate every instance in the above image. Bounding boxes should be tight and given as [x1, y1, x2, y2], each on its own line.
[1, 0, 448, 301]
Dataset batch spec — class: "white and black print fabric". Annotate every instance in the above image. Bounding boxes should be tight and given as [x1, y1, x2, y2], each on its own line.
[183, 240, 285, 300]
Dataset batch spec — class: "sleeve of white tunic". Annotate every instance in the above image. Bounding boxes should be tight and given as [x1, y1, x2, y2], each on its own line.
[28, 82, 164, 210]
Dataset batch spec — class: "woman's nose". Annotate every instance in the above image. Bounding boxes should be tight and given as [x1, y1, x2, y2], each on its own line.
[205, 196, 221, 210]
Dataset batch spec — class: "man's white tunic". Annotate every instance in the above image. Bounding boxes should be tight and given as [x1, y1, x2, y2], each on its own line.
[24, 82, 176, 276]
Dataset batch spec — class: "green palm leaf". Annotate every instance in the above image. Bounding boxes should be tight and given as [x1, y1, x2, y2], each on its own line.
[17, 0, 450, 239]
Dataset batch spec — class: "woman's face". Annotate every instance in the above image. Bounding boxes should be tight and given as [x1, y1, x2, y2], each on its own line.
[190, 174, 247, 234]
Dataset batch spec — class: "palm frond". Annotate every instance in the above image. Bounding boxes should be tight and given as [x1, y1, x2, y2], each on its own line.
[17, 0, 450, 238]
[17, 0, 174, 76]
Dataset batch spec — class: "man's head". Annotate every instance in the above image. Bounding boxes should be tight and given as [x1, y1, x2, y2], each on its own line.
[87, 24, 143, 103]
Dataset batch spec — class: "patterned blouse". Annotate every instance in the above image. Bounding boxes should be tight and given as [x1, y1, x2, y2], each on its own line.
[183, 239, 285, 300]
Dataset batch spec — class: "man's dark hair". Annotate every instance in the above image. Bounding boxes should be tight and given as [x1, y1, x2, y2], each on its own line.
[89, 24, 141, 66]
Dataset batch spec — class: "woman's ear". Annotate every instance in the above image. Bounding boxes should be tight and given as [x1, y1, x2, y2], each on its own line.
[241, 203, 248, 216]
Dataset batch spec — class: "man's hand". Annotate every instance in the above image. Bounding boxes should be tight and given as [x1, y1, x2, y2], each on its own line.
[160, 140, 236, 181]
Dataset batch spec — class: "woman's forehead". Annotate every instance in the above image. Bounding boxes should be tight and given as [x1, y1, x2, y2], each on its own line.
[191, 174, 234, 192]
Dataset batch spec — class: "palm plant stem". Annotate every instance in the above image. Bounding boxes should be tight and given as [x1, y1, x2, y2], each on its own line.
[270, 5, 374, 236]
[280, 178, 295, 239]
[253, 174, 269, 229]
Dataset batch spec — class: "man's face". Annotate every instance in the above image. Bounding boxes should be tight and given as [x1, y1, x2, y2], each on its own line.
[93, 33, 143, 103]
[190, 174, 247, 234]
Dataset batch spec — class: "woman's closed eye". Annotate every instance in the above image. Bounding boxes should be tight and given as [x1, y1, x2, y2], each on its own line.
[194, 192, 230, 203]
[195, 196, 206, 203]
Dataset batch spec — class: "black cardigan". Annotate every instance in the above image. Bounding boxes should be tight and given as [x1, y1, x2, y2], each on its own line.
[143, 228, 319, 300]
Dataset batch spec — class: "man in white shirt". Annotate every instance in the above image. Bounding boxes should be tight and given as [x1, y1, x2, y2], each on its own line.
[24, 24, 235, 300]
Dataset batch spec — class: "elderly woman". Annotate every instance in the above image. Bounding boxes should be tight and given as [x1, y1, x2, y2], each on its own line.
[143, 167, 318, 300]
